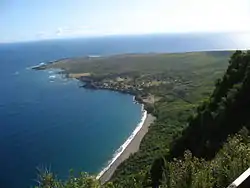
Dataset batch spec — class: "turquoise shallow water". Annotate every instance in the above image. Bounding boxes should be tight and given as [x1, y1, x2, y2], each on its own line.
[0, 33, 250, 188]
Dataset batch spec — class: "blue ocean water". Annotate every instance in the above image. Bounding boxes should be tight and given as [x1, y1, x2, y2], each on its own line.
[0, 33, 250, 188]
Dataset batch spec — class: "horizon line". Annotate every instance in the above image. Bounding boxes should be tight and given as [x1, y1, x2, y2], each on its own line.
[1, 31, 250, 45]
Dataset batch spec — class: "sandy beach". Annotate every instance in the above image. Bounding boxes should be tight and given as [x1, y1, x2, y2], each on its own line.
[98, 113, 155, 184]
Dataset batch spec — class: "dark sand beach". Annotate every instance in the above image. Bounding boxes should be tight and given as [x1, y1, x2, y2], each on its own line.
[98, 113, 155, 184]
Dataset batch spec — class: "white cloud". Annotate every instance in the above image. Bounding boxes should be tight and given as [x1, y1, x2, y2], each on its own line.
[56, 28, 63, 36]
[54, 26, 100, 37]
[36, 26, 102, 40]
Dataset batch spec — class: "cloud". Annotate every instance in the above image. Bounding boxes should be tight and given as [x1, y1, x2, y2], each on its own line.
[54, 26, 100, 37]
[56, 28, 63, 36]
[35, 25, 102, 41]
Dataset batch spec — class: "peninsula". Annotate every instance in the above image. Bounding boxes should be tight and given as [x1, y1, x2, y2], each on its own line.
[32, 51, 233, 185]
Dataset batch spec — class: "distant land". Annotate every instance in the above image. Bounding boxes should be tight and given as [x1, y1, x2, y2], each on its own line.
[2, 32, 250, 188]
[33, 50, 250, 188]
[33, 50, 233, 104]
[33, 50, 234, 184]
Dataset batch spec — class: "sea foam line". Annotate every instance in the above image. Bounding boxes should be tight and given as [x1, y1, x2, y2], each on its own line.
[96, 105, 147, 180]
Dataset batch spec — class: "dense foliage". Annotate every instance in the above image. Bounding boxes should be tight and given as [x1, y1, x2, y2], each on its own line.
[102, 52, 230, 185]
[151, 50, 250, 186]
[110, 52, 231, 186]
[161, 131, 250, 188]
[34, 51, 250, 188]
[35, 131, 250, 188]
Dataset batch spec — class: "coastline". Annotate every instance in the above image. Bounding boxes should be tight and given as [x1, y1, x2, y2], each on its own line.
[31, 62, 155, 184]
[78, 78, 156, 182]
[96, 106, 155, 184]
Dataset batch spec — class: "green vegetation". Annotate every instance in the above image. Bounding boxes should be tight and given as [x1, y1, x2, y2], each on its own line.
[160, 131, 250, 188]
[34, 51, 250, 188]
[151, 50, 250, 187]
[41, 51, 232, 107]
[35, 131, 250, 188]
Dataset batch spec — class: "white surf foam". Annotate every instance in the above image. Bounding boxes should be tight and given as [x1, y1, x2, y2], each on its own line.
[96, 105, 147, 180]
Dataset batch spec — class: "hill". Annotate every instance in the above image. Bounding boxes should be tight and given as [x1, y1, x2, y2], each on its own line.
[151, 50, 250, 187]
[32, 50, 250, 188]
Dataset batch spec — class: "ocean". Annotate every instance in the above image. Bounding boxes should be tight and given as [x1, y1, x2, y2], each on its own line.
[0, 33, 250, 188]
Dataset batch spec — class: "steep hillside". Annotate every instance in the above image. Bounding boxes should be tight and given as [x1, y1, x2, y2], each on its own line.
[34, 51, 250, 188]
[151, 50, 250, 187]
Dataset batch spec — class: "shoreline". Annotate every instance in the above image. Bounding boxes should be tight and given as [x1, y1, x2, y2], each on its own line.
[96, 105, 146, 180]
[96, 106, 155, 184]
[31, 63, 155, 183]
[78, 79, 155, 183]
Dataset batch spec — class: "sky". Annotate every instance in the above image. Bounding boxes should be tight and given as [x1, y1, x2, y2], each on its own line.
[1, 0, 250, 42]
